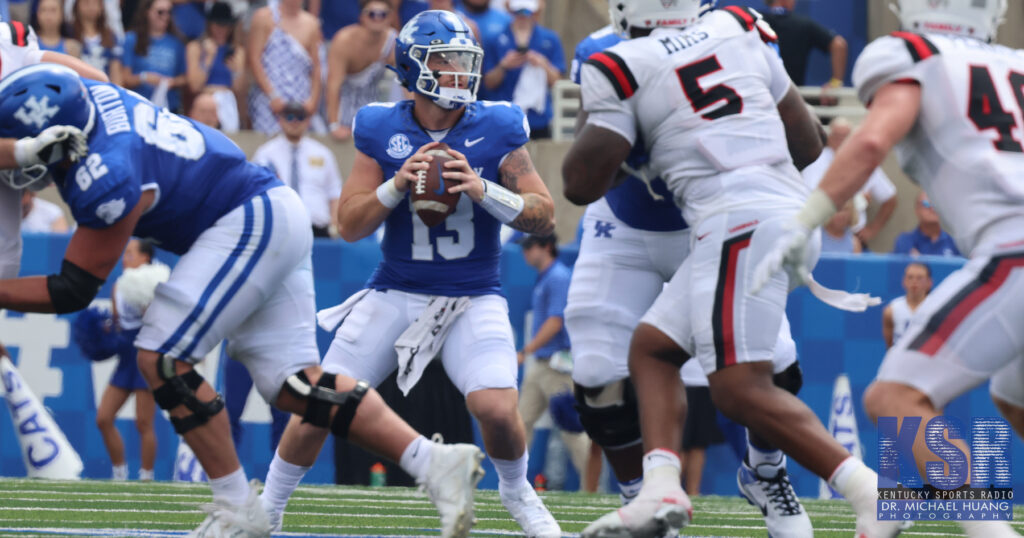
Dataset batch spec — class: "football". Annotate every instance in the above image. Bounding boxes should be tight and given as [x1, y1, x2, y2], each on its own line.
[410, 143, 461, 227]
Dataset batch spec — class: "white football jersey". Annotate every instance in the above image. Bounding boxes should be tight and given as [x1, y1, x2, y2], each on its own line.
[0, 21, 44, 279]
[854, 32, 1024, 256]
[580, 7, 807, 225]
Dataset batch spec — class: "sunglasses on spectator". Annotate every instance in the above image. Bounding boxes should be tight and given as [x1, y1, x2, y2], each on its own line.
[364, 9, 390, 20]
[283, 111, 307, 122]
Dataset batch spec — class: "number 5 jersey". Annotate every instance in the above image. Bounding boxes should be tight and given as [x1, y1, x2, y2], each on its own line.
[63, 80, 281, 255]
[854, 32, 1024, 256]
[579, 7, 808, 226]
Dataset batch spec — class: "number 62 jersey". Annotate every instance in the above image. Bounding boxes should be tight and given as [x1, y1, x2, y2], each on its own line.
[579, 7, 807, 226]
[853, 32, 1024, 256]
[61, 80, 281, 255]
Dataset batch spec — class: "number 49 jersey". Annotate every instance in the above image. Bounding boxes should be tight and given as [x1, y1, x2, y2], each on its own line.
[854, 32, 1024, 256]
[61, 80, 281, 255]
[580, 8, 806, 225]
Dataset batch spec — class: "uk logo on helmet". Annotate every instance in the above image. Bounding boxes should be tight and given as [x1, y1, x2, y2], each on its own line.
[14, 95, 59, 129]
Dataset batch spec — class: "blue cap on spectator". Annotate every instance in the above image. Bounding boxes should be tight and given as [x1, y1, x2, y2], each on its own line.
[508, 0, 538, 16]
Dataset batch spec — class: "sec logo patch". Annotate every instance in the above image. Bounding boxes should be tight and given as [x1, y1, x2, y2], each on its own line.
[386, 133, 413, 159]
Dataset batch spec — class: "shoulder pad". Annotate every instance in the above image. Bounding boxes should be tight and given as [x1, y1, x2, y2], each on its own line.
[719, 6, 777, 44]
[584, 49, 639, 100]
[0, 21, 31, 47]
[889, 31, 940, 63]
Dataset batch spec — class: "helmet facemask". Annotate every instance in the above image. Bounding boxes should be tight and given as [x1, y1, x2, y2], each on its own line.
[0, 165, 52, 192]
[410, 44, 483, 110]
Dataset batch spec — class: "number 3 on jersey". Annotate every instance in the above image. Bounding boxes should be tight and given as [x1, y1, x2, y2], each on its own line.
[412, 195, 474, 260]
[968, 65, 1024, 152]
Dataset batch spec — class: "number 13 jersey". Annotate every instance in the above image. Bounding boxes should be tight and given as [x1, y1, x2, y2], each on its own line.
[580, 7, 806, 226]
[854, 32, 1024, 256]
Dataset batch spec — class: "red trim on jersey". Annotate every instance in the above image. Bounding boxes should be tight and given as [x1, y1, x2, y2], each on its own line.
[723, 6, 755, 31]
[892, 31, 938, 62]
[589, 52, 636, 99]
[916, 257, 1024, 355]
[12, 21, 26, 47]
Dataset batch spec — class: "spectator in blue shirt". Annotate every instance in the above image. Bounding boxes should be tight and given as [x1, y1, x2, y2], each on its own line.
[481, 0, 564, 138]
[461, 0, 509, 100]
[516, 233, 591, 487]
[32, 0, 81, 56]
[121, 0, 187, 113]
[892, 191, 961, 257]
[309, 0, 361, 42]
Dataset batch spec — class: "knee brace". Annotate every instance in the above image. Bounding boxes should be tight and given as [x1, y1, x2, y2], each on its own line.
[573, 379, 642, 450]
[773, 361, 804, 396]
[151, 356, 225, 435]
[283, 371, 370, 439]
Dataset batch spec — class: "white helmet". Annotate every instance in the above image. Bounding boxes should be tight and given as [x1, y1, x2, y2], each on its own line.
[893, 0, 1007, 42]
[608, 0, 717, 38]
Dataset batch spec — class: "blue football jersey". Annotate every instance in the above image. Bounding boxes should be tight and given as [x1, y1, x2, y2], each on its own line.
[61, 80, 281, 255]
[572, 26, 687, 233]
[353, 100, 529, 296]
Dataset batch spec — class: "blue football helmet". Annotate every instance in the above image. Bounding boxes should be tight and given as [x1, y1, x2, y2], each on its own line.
[392, 10, 483, 110]
[609, 0, 717, 37]
[0, 63, 95, 190]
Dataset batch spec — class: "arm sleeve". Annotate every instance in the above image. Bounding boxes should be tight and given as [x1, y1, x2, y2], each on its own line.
[70, 164, 141, 229]
[580, 60, 637, 146]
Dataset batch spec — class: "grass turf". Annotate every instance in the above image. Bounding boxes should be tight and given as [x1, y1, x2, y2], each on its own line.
[0, 478, 1019, 537]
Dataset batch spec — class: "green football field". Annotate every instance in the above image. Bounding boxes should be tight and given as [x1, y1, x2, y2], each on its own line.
[0, 478, 1020, 537]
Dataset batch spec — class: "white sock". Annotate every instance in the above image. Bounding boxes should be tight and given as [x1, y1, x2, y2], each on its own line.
[828, 457, 876, 515]
[642, 449, 681, 475]
[112, 463, 128, 481]
[618, 477, 643, 505]
[399, 435, 433, 482]
[260, 451, 310, 517]
[209, 467, 250, 507]
[746, 436, 785, 475]
[492, 452, 530, 493]
[138, 468, 154, 481]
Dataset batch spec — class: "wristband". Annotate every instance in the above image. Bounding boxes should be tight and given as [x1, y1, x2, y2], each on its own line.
[13, 137, 36, 167]
[376, 176, 404, 209]
[796, 189, 838, 230]
[827, 78, 843, 88]
[329, 121, 342, 132]
[479, 179, 524, 224]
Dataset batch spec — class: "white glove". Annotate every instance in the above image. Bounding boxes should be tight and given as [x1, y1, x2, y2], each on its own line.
[13, 125, 88, 168]
[751, 219, 812, 295]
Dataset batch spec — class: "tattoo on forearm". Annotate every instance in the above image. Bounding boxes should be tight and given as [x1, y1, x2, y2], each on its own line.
[498, 147, 535, 193]
[511, 194, 554, 235]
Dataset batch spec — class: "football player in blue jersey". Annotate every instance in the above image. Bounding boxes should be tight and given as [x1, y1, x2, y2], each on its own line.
[0, 63, 486, 537]
[258, 10, 562, 537]
[563, 11, 813, 537]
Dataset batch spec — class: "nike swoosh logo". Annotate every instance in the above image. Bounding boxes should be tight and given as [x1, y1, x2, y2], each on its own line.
[434, 161, 446, 195]
[464, 137, 485, 147]
[697, 232, 711, 241]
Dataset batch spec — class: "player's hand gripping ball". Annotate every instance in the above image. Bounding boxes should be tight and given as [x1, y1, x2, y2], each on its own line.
[410, 143, 461, 227]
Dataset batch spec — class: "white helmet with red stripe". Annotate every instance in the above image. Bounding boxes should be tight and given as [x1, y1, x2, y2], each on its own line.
[893, 0, 1007, 42]
[608, 0, 716, 38]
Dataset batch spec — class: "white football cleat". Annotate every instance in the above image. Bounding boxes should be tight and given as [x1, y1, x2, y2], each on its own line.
[582, 481, 691, 538]
[188, 480, 273, 538]
[737, 460, 813, 537]
[500, 482, 562, 537]
[420, 442, 486, 538]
